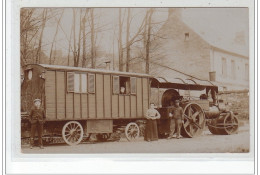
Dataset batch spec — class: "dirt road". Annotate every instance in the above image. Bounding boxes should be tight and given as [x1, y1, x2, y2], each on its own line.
[22, 121, 250, 154]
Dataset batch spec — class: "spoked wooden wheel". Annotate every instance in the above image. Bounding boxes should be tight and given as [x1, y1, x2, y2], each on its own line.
[125, 122, 140, 141]
[62, 121, 83, 145]
[216, 112, 239, 135]
[181, 103, 206, 138]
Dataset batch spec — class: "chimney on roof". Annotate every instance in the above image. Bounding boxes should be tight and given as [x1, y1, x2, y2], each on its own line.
[168, 8, 183, 19]
[105, 60, 111, 70]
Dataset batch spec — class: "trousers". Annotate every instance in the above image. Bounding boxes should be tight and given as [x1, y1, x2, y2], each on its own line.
[30, 121, 43, 146]
[169, 119, 182, 137]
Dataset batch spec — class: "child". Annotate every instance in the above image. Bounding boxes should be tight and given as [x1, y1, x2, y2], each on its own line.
[29, 99, 46, 149]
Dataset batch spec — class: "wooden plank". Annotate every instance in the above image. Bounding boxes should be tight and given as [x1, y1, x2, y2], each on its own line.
[104, 74, 111, 118]
[74, 93, 81, 119]
[112, 95, 118, 118]
[119, 96, 124, 118]
[64, 71, 67, 119]
[45, 71, 56, 120]
[136, 78, 142, 117]
[66, 93, 73, 119]
[125, 96, 130, 118]
[56, 71, 65, 120]
[81, 94, 88, 119]
[96, 74, 104, 118]
[131, 96, 136, 118]
[88, 94, 96, 118]
[142, 78, 149, 117]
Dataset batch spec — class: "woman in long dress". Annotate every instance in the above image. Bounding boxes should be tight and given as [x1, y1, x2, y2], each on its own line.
[144, 103, 161, 141]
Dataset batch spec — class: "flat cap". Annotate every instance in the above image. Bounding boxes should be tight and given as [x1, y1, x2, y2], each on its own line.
[33, 99, 41, 103]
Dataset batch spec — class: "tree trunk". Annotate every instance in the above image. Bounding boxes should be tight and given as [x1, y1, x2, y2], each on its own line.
[125, 8, 131, 72]
[145, 9, 153, 74]
[82, 10, 88, 67]
[73, 9, 77, 66]
[67, 24, 73, 66]
[90, 8, 95, 68]
[118, 8, 123, 71]
[75, 9, 83, 67]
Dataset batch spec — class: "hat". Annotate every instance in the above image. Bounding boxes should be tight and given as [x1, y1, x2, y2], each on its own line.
[34, 99, 41, 103]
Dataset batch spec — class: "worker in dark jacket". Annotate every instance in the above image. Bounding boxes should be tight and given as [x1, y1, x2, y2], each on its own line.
[29, 99, 45, 149]
[167, 100, 184, 139]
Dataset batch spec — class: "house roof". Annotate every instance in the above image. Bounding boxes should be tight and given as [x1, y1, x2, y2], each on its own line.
[165, 10, 249, 58]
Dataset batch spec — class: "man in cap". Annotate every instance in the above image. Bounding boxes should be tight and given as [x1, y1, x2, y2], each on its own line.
[167, 100, 184, 139]
[29, 98, 45, 149]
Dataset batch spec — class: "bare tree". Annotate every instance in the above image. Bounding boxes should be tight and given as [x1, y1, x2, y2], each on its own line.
[82, 9, 88, 67]
[90, 8, 96, 68]
[36, 9, 47, 64]
[124, 9, 148, 72]
[118, 8, 123, 71]
[145, 9, 154, 74]
[49, 9, 64, 64]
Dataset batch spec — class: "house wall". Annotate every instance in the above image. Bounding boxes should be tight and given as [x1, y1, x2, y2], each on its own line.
[210, 48, 249, 90]
[149, 15, 211, 81]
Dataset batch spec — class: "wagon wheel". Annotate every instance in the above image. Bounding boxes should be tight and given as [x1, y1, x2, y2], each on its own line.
[96, 133, 111, 142]
[216, 113, 239, 135]
[62, 121, 83, 145]
[125, 122, 140, 141]
[181, 103, 206, 138]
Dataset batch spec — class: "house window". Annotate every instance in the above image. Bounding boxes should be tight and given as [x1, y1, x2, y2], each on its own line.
[88, 74, 95, 93]
[222, 57, 227, 78]
[245, 63, 249, 80]
[67, 72, 88, 93]
[130, 77, 137, 94]
[231, 60, 236, 79]
[185, 32, 189, 41]
[113, 76, 119, 94]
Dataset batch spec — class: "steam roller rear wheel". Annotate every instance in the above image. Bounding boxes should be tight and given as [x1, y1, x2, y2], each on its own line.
[215, 112, 239, 135]
[181, 103, 206, 138]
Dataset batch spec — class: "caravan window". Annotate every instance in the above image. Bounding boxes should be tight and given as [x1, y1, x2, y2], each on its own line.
[67, 72, 89, 93]
[88, 74, 95, 93]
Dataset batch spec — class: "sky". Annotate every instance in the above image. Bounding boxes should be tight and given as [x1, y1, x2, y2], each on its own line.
[40, 8, 249, 57]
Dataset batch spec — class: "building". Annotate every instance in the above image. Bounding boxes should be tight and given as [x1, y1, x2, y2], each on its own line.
[148, 8, 249, 91]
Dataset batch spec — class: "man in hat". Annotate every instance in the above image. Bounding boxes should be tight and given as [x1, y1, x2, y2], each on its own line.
[29, 99, 45, 149]
[167, 100, 184, 139]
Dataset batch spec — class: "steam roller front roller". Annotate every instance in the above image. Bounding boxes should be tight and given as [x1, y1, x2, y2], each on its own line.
[181, 103, 206, 138]
[214, 112, 239, 135]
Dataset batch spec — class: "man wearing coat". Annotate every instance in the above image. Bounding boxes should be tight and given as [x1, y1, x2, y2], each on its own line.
[29, 99, 46, 149]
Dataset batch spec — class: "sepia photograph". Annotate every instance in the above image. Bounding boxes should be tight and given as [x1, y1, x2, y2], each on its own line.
[20, 7, 250, 154]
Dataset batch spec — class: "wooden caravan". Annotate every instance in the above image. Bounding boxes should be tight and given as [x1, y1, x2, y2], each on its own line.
[21, 64, 152, 145]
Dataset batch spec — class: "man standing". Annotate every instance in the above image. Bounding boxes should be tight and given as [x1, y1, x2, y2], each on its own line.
[144, 103, 161, 142]
[29, 99, 45, 149]
[168, 100, 184, 139]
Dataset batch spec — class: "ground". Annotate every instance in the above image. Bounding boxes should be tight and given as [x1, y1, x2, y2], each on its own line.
[21, 120, 250, 154]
